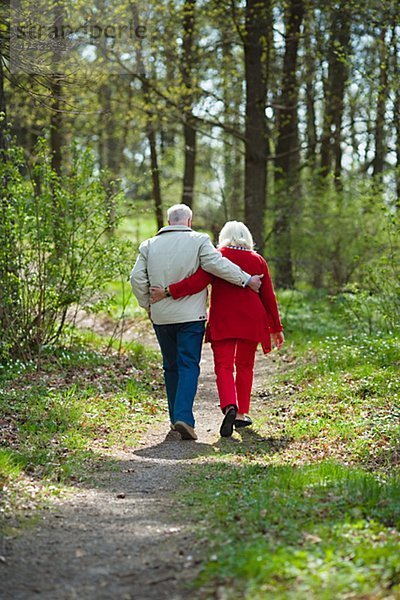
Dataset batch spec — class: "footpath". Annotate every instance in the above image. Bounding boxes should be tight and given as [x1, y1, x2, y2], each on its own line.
[1, 343, 276, 600]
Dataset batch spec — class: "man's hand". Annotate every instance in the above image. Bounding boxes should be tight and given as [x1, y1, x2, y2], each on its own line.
[150, 286, 167, 304]
[271, 331, 284, 350]
[248, 274, 263, 293]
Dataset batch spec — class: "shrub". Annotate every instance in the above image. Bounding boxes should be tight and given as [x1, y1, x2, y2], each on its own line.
[0, 139, 131, 359]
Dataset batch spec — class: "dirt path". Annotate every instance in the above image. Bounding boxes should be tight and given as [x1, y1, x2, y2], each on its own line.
[1, 340, 277, 600]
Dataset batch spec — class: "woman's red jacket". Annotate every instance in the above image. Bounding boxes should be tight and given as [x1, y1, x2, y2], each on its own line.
[168, 247, 283, 354]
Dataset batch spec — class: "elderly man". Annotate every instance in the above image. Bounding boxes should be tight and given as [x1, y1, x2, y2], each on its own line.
[130, 204, 262, 441]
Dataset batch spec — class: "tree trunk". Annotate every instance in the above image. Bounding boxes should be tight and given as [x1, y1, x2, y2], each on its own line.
[50, 77, 63, 176]
[181, 0, 196, 208]
[273, 0, 304, 289]
[182, 121, 196, 207]
[0, 49, 20, 347]
[146, 105, 163, 230]
[98, 79, 121, 230]
[49, 2, 64, 176]
[131, 4, 163, 230]
[230, 141, 243, 220]
[48, 2, 66, 260]
[372, 26, 389, 178]
[103, 82, 120, 179]
[221, 22, 243, 221]
[393, 23, 400, 205]
[304, 15, 317, 167]
[0, 48, 10, 333]
[0, 51, 6, 153]
[244, 0, 270, 254]
[320, 2, 351, 182]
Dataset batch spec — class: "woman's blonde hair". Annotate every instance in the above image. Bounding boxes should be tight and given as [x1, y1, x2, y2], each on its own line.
[218, 221, 254, 250]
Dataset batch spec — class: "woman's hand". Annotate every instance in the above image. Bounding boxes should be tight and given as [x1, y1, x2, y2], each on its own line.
[271, 331, 285, 350]
[150, 286, 167, 304]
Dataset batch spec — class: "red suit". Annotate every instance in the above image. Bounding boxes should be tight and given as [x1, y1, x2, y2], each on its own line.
[169, 247, 283, 414]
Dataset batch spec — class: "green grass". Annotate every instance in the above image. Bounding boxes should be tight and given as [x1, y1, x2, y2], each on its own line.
[181, 290, 400, 598]
[269, 332, 400, 472]
[277, 289, 347, 345]
[0, 340, 164, 529]
[118, 208, 158, 245]
[185, 462, 400, 599]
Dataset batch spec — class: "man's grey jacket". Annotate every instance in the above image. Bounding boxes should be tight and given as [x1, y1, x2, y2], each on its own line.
[130, 225, 251, 325]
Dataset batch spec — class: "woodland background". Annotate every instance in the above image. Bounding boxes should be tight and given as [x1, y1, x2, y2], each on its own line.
[0, 0, 399, 358]
[1, 5, 400, 593]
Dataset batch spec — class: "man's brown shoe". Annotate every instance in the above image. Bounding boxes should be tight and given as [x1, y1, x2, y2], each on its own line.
[174, 421, 198, 440]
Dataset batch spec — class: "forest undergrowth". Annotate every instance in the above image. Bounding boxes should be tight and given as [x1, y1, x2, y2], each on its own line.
[0, 329, 165, 533]
[181, 291, 400, 599]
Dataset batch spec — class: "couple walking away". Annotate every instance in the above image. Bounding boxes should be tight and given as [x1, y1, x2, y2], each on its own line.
[130, 204, 284, 441]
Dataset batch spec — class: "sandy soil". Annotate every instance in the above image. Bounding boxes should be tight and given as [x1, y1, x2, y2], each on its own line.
[1, 333, 278, 600]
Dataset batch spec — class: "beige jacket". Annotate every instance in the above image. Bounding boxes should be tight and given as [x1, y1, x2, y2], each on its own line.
[130, 225, 251, 325]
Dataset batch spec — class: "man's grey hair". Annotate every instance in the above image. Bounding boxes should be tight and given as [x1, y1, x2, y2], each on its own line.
[167, 204, 193, 224]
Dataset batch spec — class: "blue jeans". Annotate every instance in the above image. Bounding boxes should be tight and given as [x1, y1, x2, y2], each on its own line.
[153, 321, 205, 427]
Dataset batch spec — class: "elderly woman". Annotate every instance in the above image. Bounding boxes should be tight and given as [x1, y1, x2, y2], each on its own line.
[150, 221, 284, 438]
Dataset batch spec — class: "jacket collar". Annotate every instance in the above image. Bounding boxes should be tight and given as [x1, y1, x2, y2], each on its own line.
[156, 225, 193, 235]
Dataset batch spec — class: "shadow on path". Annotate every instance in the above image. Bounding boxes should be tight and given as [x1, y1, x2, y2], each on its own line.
[214, 427, 292, 457]
[1, 345, 281, 600]
[133, 432, 215, 461]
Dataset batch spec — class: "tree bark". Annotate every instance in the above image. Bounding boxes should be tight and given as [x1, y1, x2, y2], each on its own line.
[221, 20, 243, 221]
[50, 76, 63, 176]
[98, 79, 121, 230]
[320, 2, 351, 183]
[0, 50, 6, 153]
[393, 23, 400, 205]
[0, 47, 20, 346]
[182, 121, 196, 208]
[0, 48, 10, 334]
[146, 103, 163, 230]
[132, 4, 163, 230]
[181, 0, 196, 208]
[244, 0, 270, 254]
[273, 0, 304, 289]
[303, 14, 317, 167]
[49, 2, 64, 176]
[372, 26, 389, 178]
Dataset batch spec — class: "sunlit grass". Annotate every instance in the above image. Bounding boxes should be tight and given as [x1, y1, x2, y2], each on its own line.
[182, 291, 400, 598]
[268, 332, 400, 471]
[184, 462, 400, 599]
[0, 342, 164, 528]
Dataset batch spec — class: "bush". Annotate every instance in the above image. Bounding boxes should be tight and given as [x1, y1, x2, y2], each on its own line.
[0, 139, 131, 359]
[335, 211, 400, 334]
[285, 175, 398, 294]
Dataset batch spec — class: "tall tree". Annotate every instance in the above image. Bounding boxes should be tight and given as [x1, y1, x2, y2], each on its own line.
[132, 4, 163, 230]
[49, 1, 65, 176]
[0, 41, 10, 334]
[98, 77, 122, 229]
[393, 20, 400, 205]
[320, 1, 351, 184]
[220, 12, 243, 220]
[181, 0, 197, 208]
[372, 25, 390, 178]
[98, 81, 119, 177]
[0, 6, 7, 153]
[303, 9, 317, 168]
[0, 56, 6, 153]
[243, 0, 271, 254]
[273, 0, 304, 289]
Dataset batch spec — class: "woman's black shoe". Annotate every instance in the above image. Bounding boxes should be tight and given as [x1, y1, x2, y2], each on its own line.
[234, 416, 253, 428]
[220, 405, 237, 437]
